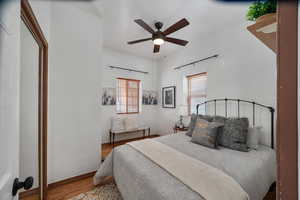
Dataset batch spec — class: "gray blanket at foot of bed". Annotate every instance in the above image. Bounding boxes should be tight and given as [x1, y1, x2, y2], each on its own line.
[94, 133, 276, 200]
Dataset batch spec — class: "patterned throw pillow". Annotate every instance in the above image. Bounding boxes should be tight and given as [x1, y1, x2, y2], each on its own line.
[198, 114, 214, 122]
[218, 117, 249, 152]
[212, 115, 227, 124]
[186, 114, 214, 137]
[191, 119, 224, 149]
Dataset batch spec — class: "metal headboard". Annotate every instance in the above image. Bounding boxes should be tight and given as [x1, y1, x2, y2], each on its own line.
[196, 98, 275, 149]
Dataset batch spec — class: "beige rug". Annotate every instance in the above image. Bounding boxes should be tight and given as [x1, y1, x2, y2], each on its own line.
[69, 183, 122, 200]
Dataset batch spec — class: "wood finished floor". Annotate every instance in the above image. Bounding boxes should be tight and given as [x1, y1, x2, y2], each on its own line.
[21, 135, 275, 200]
[102, 135, 160, 159]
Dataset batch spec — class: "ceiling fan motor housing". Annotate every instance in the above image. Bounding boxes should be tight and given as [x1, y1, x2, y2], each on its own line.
[152, 31, 165, 41]
[155, 22, 163, 30]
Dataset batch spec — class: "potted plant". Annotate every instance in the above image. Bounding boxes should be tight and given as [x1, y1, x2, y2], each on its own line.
[246, 0, 276, 22]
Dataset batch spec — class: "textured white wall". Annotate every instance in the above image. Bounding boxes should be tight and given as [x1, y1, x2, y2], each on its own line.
[156, 22, 276, 145]
[48, 2, 103, 183]
[100, 48, 159, 143]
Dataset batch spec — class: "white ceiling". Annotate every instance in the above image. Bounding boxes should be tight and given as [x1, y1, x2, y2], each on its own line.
[102, 0, 249, 59]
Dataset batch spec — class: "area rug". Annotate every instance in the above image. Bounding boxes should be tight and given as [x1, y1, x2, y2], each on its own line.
[69, 183, 122, 200]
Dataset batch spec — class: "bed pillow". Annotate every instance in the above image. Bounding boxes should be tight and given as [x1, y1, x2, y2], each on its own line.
[191, 119, 224, 149]
[186, 114, 197, 137]
[111, 117, 125, 132]
[124, 117, 139, 130]
[212, 115, 227, 124]
[218, 117, 249, 152]
[186, 114, 214, 137]
[247, 126, 262, 150]
[198, 114, 214, 122]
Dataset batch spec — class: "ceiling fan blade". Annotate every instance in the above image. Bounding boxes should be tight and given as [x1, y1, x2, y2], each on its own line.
[165, 37, 189, 46]
[127, 38, 152, 44]
[134, 19, 155, 34]
[163, 18, 189, 36]
[153, 45, 160, 53]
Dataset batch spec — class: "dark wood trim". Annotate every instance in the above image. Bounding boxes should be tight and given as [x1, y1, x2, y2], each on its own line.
[186, 72, 207, 78]
[48, 171, 96, 190]
[21, 0, 48, 199]
[117, 77, 141, 82]
[19, 187, 39, 199]
[117, 112, 140, 115]
[277, 0, 298, 199]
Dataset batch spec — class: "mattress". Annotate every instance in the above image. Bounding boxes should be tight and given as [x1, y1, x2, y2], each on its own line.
[95, 133, 276, 200]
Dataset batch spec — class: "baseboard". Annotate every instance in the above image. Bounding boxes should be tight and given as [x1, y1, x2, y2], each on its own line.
[48, 171, 96, 190]
[19, 187, 39, 198]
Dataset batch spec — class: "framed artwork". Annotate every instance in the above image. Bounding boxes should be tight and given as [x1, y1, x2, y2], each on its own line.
[162, 86, 176, 108]
[142, 90, 158, 105]
[102, 88, 116, 105]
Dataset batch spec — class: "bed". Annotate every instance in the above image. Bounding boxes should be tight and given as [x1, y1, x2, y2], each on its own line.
[94, 99, 276, 200]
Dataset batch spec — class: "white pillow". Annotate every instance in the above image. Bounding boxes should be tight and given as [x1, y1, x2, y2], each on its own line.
[247, 126, 262, 150]
[111, 117, 125, 132]
[124, 117, 139, 130]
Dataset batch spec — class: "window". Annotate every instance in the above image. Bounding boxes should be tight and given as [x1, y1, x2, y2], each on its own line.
[116, 78, 140, 114]
[187, 73, 207, 115]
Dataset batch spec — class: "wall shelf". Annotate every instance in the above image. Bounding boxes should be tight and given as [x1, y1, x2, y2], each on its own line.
[247, 13, 277, 53]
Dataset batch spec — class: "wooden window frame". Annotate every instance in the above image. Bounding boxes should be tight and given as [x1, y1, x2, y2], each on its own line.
[187, 72, 207, 115]
[117, 78, 140, 114]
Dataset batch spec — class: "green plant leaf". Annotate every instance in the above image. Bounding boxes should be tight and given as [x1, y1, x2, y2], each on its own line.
[246, 0, 276, 21]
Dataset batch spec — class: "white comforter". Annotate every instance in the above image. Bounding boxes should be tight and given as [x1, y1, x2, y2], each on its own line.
[95, 133, 276, 200]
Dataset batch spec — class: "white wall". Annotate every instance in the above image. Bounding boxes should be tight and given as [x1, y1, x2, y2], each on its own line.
[19, 20, 40, 189]
[0, 0, 20, 199]
[48, 2, 103, 183]
[100, 48, 159, 143]
[157, 21, 277, 145]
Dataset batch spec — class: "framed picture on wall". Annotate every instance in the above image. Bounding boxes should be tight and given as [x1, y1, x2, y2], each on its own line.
[162, 86, 176, 108]
[102, 88, 116, 105]
[142, 90, 158, 105]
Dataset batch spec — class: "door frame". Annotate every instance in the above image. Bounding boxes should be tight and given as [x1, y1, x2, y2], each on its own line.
[277, 0, 298, 199]
[21, 0, 48, 199]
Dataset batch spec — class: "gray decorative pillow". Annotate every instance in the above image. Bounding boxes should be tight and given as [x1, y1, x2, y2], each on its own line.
[198, 114, 214, 122]
[212, 115, 227, 124]
[218, 117, 249, 152]
[186, 114, 197, 137]
[186, 114, 214, 137]
[191, 119, 224, 149]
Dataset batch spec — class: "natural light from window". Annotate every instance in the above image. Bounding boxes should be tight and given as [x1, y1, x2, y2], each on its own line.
[116, 78, 140, 114]
[187, 73, 207, 115]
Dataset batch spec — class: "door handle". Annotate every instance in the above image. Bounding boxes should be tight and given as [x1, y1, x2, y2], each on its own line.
[12, 176, 34, 196]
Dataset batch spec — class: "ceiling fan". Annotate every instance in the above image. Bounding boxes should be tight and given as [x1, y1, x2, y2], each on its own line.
[127, 18, 190, 53]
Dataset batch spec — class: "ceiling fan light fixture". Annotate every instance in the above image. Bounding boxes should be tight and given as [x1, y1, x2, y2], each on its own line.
[153, 38, 164, 45]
